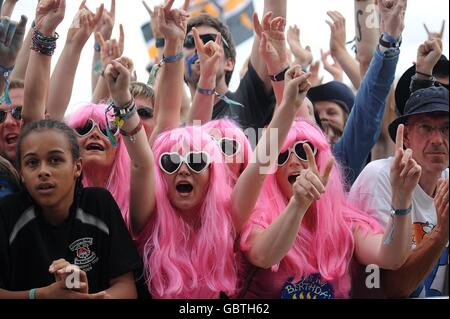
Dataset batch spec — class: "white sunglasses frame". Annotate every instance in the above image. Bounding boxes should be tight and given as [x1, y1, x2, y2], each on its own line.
[159, 151, 212, 175]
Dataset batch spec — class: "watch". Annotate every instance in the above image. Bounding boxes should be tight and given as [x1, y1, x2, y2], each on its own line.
[269, 66, 289, 82]
[379, 32, 402, 49]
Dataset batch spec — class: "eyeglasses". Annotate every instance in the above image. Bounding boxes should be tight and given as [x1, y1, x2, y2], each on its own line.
[137, 107, 154, 119]
[159, 152, 211, 175]
[74, 119, 119, 139]
[0, 107, 22, 123]
[410, 123, 449, 140]
[184, 33, 230, 50]
[277, 141, 317, 166]
[215, 138, 241, 157]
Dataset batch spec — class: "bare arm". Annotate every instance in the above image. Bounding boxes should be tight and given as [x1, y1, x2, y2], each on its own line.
[250, 0, 287, 92]
[22, 0, 65, 125]
[326, 10, 361, 88]
[354, 0, 379, 78]
[104, 272, 137, 299]
[381, 179, 449, 298]
[10, 25, 32, 81]
[187, 28, 222, 124]
[91, 0, 115, 93]
[47, 2, 103, 121]
[105, 58, 155, 236]
[232, 67, 311, 233]
[149, 1, 188, 145]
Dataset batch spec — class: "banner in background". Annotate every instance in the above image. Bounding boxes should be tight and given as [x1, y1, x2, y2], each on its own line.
[141, 0, 255, 61]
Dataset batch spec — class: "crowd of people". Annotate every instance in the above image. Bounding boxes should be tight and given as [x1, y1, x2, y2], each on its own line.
[0, 0, 448, 299]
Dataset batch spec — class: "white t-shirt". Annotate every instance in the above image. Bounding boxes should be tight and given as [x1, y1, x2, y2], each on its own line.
[349, 157, 449, 298]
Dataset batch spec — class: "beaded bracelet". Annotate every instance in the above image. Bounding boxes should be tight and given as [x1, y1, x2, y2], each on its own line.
[31, 28, 59, 56]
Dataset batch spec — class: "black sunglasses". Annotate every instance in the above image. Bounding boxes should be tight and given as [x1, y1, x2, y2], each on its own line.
[137, 107, 154, 119]
[74, 119, 119, 139]
[277, 141, 317, 166]
[184, 33, 230, 50]
[0, 106, 22, 123]
[159, 152, 211, 175]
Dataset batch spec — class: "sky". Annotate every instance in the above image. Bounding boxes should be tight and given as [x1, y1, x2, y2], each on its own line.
[9, 0, 450, 115]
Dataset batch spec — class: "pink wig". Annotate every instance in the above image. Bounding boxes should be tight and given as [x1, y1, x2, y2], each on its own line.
[143, 126, 238, 298]
[203, 119, 252, 183]
[241, 119, 381, 298]
[67, 103, 131, 222]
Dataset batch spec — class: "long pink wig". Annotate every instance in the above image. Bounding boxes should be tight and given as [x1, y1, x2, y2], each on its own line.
[67, 103, 131, 222]
[143, 126, 238, 298]
[241, 119, 381, 298]
[203, 119, 252, 183]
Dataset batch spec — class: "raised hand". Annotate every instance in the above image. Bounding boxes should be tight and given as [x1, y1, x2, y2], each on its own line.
[283, 65, 312, 108]
[95, 24, 124, 72]
[378, 0, 408, 38]
[192, 27, 222, 80]
[0, 14, 27, 68]
[254, 12, 288, 75]
[321, 49, 343, 82]
[390, 124, 422, 209]
[96, 0, 115, 41]
[158, 0, 189, 44]
[66, 1, 104, 47]
[326, 11, 347, 57]
[143, 1, 162, 39]
[292, 143, 334, 209]
[35, 0, 66, 36]
[287, 24, 312, 69]
[434, 178, 449, 239]
[104, 57, 132, 106]
[416, 38, 443, 76]
[308, 60, 323, 87]
[424, 20, 446, 41]
[1, 0, 19, 18]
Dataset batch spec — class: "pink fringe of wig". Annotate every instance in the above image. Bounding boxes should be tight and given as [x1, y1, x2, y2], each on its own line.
[143, 126, 239, 298]
[241, 119, 382, 298]
[67, 103, 131, 222]
[202, 119, 252, 182]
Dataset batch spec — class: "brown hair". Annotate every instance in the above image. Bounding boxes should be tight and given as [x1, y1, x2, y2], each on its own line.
[187, 14, 236, 85]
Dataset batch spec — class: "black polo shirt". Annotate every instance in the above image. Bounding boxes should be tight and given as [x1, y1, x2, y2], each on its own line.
[0, 187, 142, 294]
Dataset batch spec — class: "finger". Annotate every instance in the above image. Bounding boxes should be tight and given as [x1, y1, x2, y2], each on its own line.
[164, 0, 175, 12]
[423, 23, 430, 35]
[262, 12, 273, 31]
[88, 291, 108, 299]
[304, 143, 319, 175]
[192, 27, 206, 54]
[321, 157, 334, 186]
[95, 32, 106, 48]
[440, 20, 446, 38]
[395, 124, 405, 152]
[110, 0, 116, 20]
[118, 24, 125, 52]
[14, 15, 28, 37]
[111, 59, 130, 75]
[252, 12, 262, 37]
[182, 0, 190, 12]
[400, 152, 414, 178]
[142, 0, 153, 15]
[79, 0, 87, 10]
[49, 259, 69, 273]
[104, 63, 119, 82]
[111, 39, 119, 58]
[215, 32, 222, 46]
[305, 170, 326, 194]
[93, 4, 104, 26]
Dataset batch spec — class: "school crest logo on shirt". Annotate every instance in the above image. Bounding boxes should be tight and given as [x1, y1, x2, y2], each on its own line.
[69, 238, 99, 272]
[281, 274, 335, 299]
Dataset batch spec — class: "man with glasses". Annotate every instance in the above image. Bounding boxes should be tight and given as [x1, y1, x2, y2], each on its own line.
[183, 0, 286, 136]
[349, 86, 449, 298]
[0, 80, 23, 166]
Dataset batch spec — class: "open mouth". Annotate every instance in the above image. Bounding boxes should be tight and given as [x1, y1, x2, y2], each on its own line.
[85, 143, 105, 151]
[5, 134, 18, 146]
[288, 174, 300, 185]
[176, 182, 194, 194]
[36, 183, 55, 191]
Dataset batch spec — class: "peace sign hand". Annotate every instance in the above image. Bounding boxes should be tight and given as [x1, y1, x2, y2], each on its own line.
[292, 143, 334, 211]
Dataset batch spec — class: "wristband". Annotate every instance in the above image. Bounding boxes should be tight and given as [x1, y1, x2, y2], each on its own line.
[269, 66, 289, 82]
[29, 288, 37, 299]
[197, 87, 215, 96]
[384, 206, 412, 245]
[120, 122, 143, 143]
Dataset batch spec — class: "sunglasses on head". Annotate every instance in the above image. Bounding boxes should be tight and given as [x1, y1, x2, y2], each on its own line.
[74, 119, 119, 139]
[184, 33, 230, 50]
[215, 138, 241, 157]
[159, 152, 211, 175]
[0, 106, 22, 123]
[137, 107, 154, 119]
[277, 141, 317, 166]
